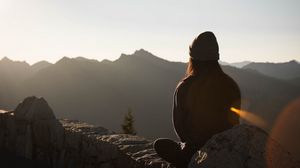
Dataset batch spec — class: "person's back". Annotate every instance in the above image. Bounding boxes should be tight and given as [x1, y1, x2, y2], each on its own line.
[154, 31, 241, 168]
[174, 64, 240, 147]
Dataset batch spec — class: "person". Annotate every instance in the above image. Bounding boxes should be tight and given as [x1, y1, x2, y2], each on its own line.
[154, 31, 241, 168]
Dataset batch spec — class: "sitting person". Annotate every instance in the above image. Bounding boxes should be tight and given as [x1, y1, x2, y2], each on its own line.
[154, 31, 241, 168]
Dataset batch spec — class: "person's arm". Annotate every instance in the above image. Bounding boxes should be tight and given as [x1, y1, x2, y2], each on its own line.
[172, 82, 189, 142]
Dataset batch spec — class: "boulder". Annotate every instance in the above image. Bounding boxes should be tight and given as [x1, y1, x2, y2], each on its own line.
[0, 96, 64, 164]
[189, 124, 300, 168]
[14, 96, 56, 120]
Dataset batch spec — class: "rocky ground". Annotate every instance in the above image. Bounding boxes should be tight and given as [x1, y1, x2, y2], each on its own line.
[0, 96, 299, 168]
[0, 96, 171, 168]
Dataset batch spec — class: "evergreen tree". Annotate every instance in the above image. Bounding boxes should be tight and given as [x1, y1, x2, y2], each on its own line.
[122, 108, 137, 135]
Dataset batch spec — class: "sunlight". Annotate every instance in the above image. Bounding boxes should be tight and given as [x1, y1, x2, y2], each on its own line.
[0, 109, 7, 113]
[230, 107, 266, 128]
[195, 151, 208, 164]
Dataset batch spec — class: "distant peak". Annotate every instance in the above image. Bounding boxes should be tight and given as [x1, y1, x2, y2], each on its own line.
[133, 49, 153, 56]
[289, 60, 299, 64]
[116, 49, 169, 64]
[101, 59, 112, 64]
[118, 49, 155, 60]
[75, 56, 87, 61]
[31, 61, 52, 71]
[75, 56, 99, 63]
[0, 56, 30, 66]
[55, 56, 72, 64]
[1, 56, 13, 62]
[62, 56, 71, 60]
[33, 60, 51, 65]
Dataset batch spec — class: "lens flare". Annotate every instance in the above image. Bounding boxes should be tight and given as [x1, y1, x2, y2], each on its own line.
[266, 97, 300, 167]
[230, 107, 266, 128]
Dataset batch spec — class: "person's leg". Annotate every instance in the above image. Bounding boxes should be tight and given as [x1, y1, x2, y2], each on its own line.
[180, 143, 199, 167]
[153, 138, 186, 167]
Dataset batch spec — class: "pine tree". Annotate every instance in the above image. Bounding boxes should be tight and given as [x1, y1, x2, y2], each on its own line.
[122, 108, 137, 135]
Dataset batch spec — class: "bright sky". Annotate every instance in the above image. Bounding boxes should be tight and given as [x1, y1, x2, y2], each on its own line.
[0, 0, 299, 64]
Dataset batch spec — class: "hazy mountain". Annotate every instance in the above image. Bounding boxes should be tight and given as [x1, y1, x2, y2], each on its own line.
[219, 61, 251, 68]
[243, 60, 300, 80]
[31, 61, 52, 73]
[230, 61, 251, 68]
[223, 66, 299, 128]
[0, 50, 299, 139]
[0, 57, 31, 80]
[0, 57, 31, 108]
[219, 61, 230, 66]
[14, 49, 186, 139]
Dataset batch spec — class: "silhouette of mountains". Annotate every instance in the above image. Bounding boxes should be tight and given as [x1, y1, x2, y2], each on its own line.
[0, 50, 299, 139]
[243, 60, 300, 80]
[220, 61, 251, 68]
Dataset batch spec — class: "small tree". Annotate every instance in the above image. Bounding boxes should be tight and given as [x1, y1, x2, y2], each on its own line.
[122, 108, 137, 135]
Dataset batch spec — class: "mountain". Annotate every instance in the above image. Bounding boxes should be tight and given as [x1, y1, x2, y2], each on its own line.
[219, 61, 251, 68]
[288, 77, 300, 87]
[31, 61, 52, 73]
[230, 61, 251, 68]
[0, 50, 299, 140]
[0, 57, 31, 108]
[219, 61, 230, 66]
[223, 65, 300, 129]
[0, 57, 31, 81]
[16, 50, 186, 139]
[243, 60, 300, 80]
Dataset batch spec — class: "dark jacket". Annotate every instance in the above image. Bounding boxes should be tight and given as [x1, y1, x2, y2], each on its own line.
[173, 70, 241, 147]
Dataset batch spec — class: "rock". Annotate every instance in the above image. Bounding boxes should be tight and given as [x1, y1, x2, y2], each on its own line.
[0, 97, 171, 168]
[189, 124, 300, 168]
[4, 97, 300, 168]
[0, 96, 64, 164]
[14, 96, 56, 120]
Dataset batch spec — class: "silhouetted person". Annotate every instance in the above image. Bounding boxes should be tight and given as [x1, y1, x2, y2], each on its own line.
[154, 31, 241, 168]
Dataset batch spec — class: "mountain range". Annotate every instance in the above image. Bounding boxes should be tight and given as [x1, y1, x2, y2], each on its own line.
[0, 49, 299, 139]
[243, 60, 300, 80]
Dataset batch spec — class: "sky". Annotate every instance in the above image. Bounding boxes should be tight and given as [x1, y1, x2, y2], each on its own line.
[0, 0, 299, 65]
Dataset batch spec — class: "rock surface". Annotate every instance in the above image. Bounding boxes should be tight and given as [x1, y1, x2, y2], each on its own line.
[0, 96, 171, 168]
[1, 96, 299, 168]
[189, 124, 300, 168]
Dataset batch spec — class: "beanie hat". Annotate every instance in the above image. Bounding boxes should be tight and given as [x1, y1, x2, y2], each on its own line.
[189, 31, 219, 61]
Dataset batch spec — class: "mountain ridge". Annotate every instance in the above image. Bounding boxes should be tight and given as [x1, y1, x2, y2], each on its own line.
[243, 60, 300, 80]
[1, 51, 298, 71]
[0, 49, 299, 140]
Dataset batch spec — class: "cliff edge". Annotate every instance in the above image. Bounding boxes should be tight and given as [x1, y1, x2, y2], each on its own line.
[1, 96, 299, 168]
[0, 96, 170, 168]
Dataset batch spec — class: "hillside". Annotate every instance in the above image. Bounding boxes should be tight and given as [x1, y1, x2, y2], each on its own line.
[243, 60, 300, 80]
[220, 61, 251, 68]
[0, 50, 299, 139]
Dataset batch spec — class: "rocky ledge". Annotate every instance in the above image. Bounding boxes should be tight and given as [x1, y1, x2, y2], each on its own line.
[0, 96, 299, 168]
[0, 96, 170, 168]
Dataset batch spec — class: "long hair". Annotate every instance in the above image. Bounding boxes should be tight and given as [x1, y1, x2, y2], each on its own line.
[186, 58, 222, 76]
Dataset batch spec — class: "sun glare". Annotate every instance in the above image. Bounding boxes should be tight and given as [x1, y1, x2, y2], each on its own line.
[230, 107, 266, 128]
